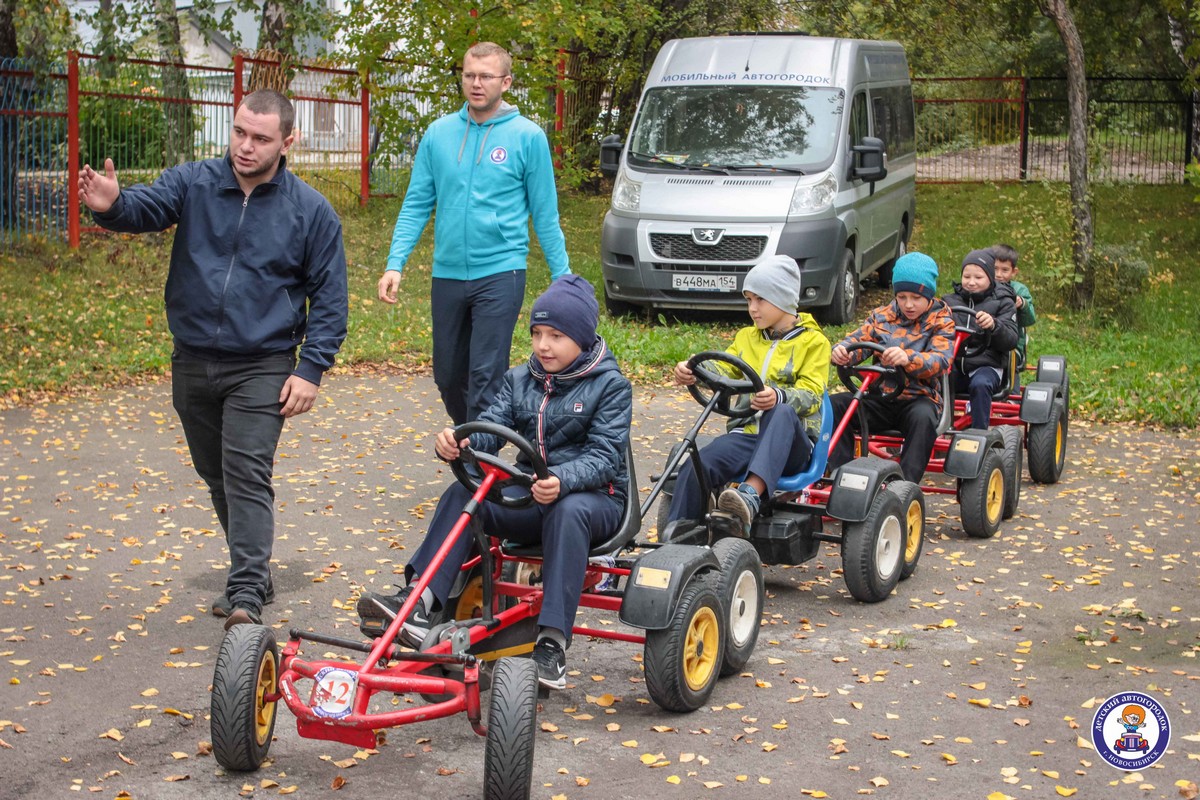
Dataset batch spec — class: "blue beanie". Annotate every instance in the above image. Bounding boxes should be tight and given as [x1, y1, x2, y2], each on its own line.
[891, 252, 939, 299]
[530, 275, 600, 350]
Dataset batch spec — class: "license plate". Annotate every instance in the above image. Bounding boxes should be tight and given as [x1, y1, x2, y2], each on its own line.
[671, 273, 738, 292]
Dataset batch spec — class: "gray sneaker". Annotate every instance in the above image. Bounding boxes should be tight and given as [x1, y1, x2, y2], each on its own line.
[531, 638, 567, 690]
[212, 576, 275, 618]
[717, 482, 761, 533]
[357, 587, 432, 648]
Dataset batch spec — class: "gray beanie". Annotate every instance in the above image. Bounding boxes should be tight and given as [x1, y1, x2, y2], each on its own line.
[743, 255, 801, 315]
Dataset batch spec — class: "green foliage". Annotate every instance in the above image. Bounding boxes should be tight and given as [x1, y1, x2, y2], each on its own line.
[1086, 243, 1149, 325]
[77, 66, 182, 170]
[1187, 158, 1200, 202]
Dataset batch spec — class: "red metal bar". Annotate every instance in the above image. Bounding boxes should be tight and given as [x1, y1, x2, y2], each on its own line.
[359, 82, 370, 207]
[232, 53, 244, 111]
[67, 51, 80, 249]
[77, 52, 235, 75]
[76, 90, 231, 107]
[0, 109, 65, 119]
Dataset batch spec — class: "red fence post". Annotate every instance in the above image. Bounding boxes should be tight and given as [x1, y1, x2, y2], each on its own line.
[233, 53, 244, 110]
[67, 51, 80, 249]
[360, 81, 370, 207]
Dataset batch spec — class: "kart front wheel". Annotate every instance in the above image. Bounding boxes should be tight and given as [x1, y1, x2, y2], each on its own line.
[211, 624, 278, 772]
[960, 448, 1005, 538]
[1000, 426, 1023, 519]
[841, 488, 904, 602]
[484, 657, 538, 800]
[644, 573, 724, 712]
[887, 480, 925, 580]
[711, 537, 764, 676]
[1027, 397, 1067, 484]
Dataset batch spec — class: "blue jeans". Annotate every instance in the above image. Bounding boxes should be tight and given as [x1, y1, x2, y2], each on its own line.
[431, 271, 527, 425]
[172, 352, 293, 612]
[667, 406, 813, 522]
[955, 367, 1003, 429]
[407, 481, 620, 644]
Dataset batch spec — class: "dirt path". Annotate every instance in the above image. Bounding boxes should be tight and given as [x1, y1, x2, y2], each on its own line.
[1, 373, 1197, 799]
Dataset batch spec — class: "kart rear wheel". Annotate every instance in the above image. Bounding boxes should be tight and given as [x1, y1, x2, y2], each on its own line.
[1000, 426, 1023, 519]
[1027, 397, 1067, 484]
[711, 538, 764, 676]
[960, 448, 1005, 538]
[841, 488, 904, 602]
[211, 624, 278, 772]
[644, 573, 724, 712]
[484, 657, 538, 800]
[887, 481, 925, 580]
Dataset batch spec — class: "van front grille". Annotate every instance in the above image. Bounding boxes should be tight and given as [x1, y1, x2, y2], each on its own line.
[665, 177, 717, 185]
[652, 262, 754, 275]
[650, 234, 767, 262]
[722, 179, 773, 187]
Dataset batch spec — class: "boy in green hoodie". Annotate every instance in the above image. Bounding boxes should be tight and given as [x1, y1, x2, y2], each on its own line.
[666, 255, 831, 534]
[990, 244, 1037, 368]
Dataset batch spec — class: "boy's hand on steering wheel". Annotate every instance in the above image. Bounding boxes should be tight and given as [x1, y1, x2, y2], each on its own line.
[975, 310, 995, 330]
[673, 361, 696, 386]
[435, 427, 465, 462]
[750, 387, 777, 411]
[831, 344, 850, 365]
[531, 474, 561, 505]
[880, 346, 911, 368]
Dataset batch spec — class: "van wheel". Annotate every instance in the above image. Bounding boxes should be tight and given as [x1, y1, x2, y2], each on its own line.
[877, 225, 907, 286]
[820, 249, 857, 326]
[604, 290, 638, 318]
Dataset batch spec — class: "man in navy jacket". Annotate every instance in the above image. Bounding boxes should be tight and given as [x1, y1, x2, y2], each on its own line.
[78, 89, 349, 629]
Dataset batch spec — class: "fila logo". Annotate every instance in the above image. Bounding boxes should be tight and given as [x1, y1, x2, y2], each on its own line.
[573, 402, 584, 413]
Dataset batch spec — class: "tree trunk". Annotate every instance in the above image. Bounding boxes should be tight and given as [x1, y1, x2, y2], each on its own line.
[1, 0, 20, 232]
[96, 0, 118, 80]
[154, 0, 194, 166]
[248, 2, 294, 93]
[1167, 7, 1199, 163]
[1038, 0, 1093, 307]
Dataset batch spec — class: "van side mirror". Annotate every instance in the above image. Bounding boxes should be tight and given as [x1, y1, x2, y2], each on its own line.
[851, 136, 887, 183]
[599, 134, 624, 177]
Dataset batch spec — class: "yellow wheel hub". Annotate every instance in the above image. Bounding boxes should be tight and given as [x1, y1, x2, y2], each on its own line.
[254, 651, 277, 746]
[454, 576, 485, 620]
[905, 501, 923, 562]
[683, 606, 719, 692]
[986, 467, 1004, 522]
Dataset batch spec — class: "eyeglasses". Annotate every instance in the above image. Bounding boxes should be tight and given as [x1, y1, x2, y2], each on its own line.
[462, 72, 507, 83]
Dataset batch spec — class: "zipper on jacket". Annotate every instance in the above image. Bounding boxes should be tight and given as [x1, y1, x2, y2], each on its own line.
[214, 194, 250, 345]
[536, 374, 552, 464]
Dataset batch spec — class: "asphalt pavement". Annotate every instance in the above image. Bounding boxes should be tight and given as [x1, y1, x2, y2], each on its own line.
[1, 370, 1198, 799]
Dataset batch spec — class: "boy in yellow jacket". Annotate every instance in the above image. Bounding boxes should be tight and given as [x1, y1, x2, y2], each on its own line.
[668, 255, 831, 533]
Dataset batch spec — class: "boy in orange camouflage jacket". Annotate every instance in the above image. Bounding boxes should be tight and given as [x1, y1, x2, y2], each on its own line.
[828, 252, 955, 483]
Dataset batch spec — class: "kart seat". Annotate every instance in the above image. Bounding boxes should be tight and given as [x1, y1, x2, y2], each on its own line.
[500, 440, 641, 560]
[776, 393, 833, 492]
[953, 350, 1020, 402]
[875, 372, 955, 439]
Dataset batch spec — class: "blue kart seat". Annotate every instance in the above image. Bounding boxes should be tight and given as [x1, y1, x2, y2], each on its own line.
[500, 440, 641, 559]
[776, 392, 833, 493]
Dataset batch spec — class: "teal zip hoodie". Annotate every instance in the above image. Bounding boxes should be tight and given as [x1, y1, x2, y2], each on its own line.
[385, 101, 570, 280]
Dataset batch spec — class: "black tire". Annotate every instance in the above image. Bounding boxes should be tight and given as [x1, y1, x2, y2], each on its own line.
[960, 448, 1005, 538]
[644, 573, 724, 713]
[603, 290, 638, 318]
[876, 224, 907, 287]
[211, 624, 279, 772]
[711, 538, 764, 676]
[841, 488, 904, 602]
[1027, 397, 1067, 484]
[887, 480, 925, 580]
[484, 657, 538, 800]
[819, 248, 858, 326]
[1000, 426, 1023, 520]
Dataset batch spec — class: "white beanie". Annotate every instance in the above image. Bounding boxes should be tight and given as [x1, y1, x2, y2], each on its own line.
[743, 255, 801, 315]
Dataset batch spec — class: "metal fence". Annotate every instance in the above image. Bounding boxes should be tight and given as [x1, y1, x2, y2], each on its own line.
[914, 76, 1193, 184]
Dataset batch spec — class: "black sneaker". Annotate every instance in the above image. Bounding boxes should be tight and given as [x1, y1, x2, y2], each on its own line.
[223, 606, 262, 631]
[531, 638, 567, 690]
[357, 587, 432, 648]
[212, 576, 275, 618]
[717, 482, 761, 534]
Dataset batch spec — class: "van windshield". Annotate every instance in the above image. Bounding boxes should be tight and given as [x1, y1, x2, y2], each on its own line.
[627, 85, 845, 172]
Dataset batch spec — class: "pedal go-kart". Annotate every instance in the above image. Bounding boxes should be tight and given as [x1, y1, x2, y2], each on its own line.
[1113, 732, 1150, 754]
[655, 351, 923, 604]
[210, 420, 754, 799]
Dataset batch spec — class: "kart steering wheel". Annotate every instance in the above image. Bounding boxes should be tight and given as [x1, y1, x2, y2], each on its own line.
[947, 304, 989, 359]
[449, 421, 550, 509]
[685, 351, 766, 419]
[836, 341, 908, 400]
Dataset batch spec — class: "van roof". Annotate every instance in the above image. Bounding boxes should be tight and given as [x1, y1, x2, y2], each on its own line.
[645, 35, 908, 89]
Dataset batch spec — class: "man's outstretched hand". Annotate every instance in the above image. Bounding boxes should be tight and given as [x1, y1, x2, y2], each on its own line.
[78, 158, 120, 213]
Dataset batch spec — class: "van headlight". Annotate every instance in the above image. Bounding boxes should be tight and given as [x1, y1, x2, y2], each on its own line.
[612, 170, 641, 213]
[789, 172, 837, 215]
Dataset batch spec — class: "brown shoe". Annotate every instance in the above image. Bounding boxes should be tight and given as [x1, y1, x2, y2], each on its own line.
[223, 607, 262, 631]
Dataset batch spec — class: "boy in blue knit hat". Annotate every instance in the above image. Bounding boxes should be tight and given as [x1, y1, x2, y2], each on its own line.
[357, 275, 632, 690]
[828, 252, 956, 483]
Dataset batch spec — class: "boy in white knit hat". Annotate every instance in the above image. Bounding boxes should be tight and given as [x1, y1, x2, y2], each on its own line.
[668, 255, 831, 533]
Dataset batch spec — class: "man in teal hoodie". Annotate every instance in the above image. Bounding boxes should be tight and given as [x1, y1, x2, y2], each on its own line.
[377, 42, 571, 425]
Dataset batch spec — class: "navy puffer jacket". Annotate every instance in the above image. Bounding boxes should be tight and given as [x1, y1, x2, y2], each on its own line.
[942, 280, 1019, 374]
[468, 337, 632, 506]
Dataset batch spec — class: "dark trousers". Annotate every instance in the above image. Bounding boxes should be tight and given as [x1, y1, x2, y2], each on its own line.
[407, 482, 621, 644]
[172, 352, 293, 612]
[431, 271, 526, 425]
[955, 367, 1003, 429]
[828, 392, 939, 483]
[667, 406, 813, 522]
